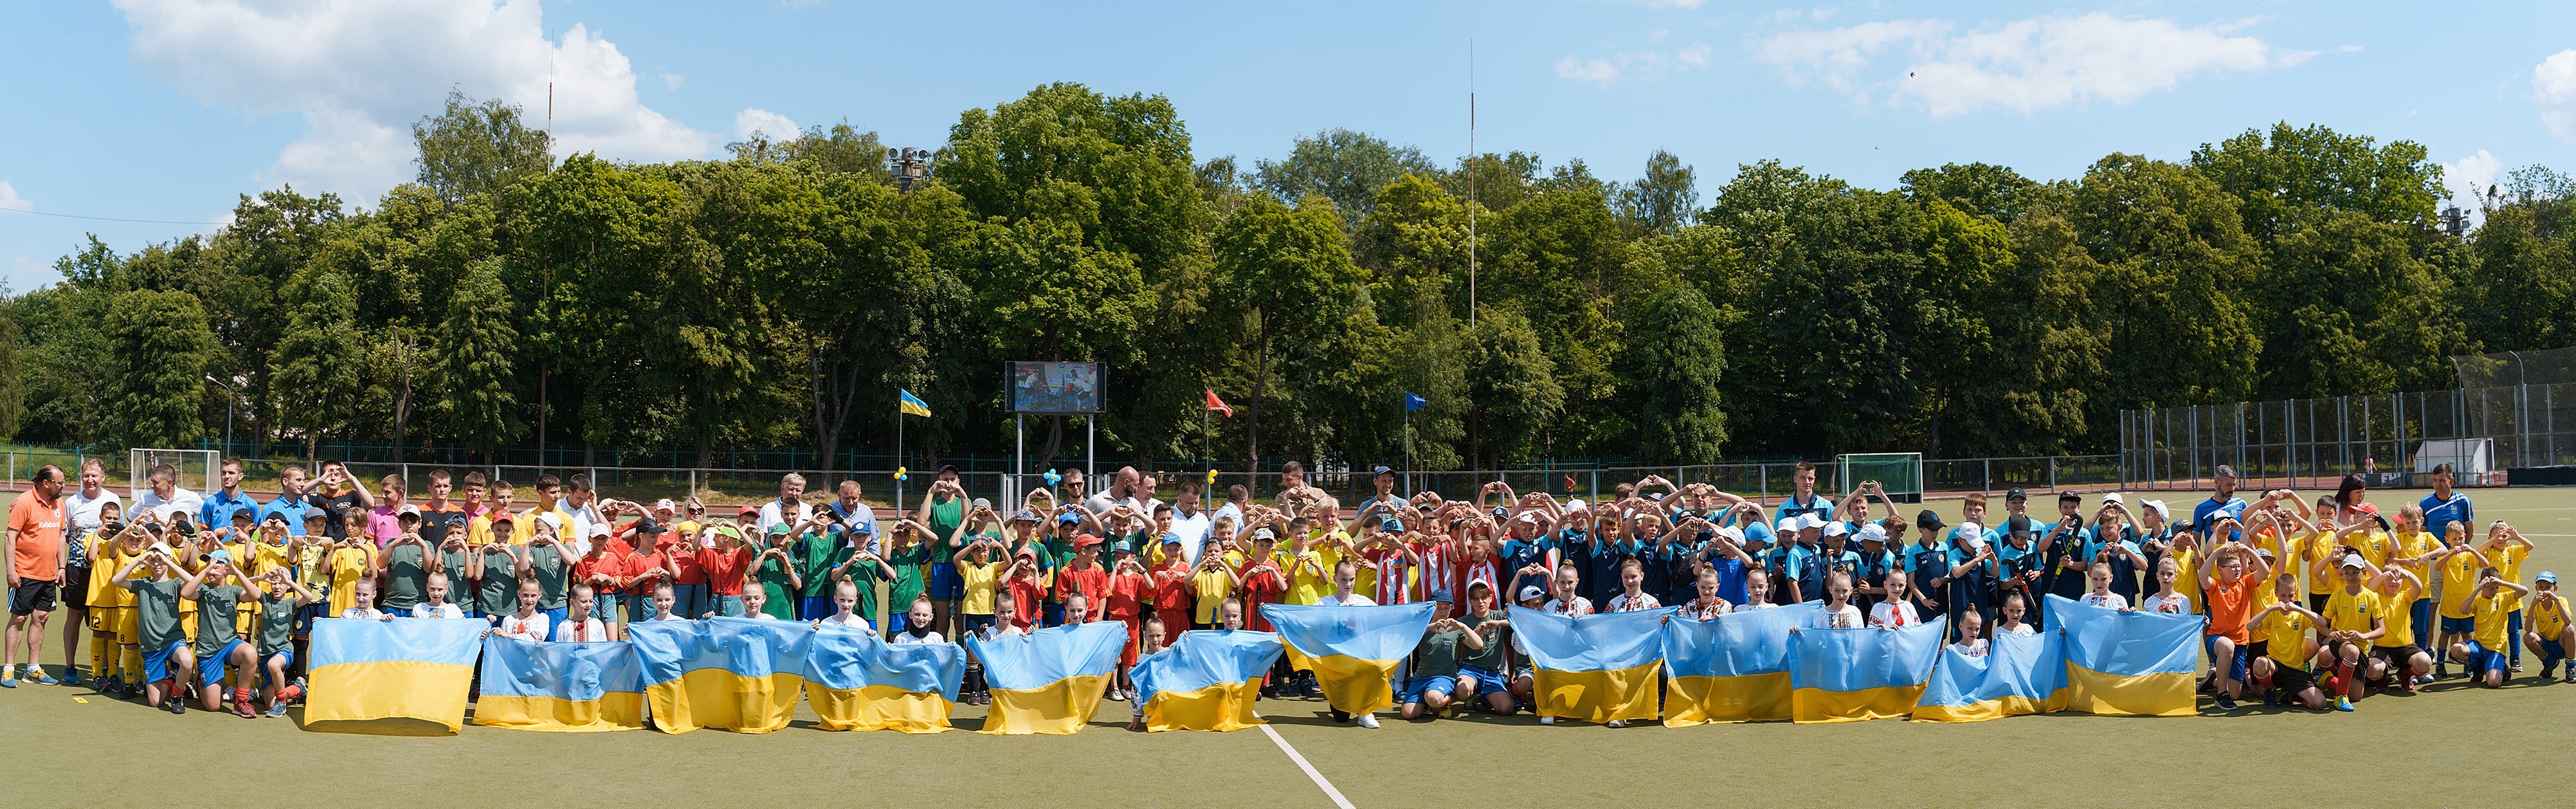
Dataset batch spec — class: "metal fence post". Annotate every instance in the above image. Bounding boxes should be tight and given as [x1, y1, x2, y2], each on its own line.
[2049, 457, 2058, 493]
[1984, 458, 1993, 496]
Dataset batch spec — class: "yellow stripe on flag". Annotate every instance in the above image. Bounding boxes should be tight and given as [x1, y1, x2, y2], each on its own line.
[805, 683, 956, 733]
[1143, 678, 1265, 732]
[2064, 664, 2197, 716]
[473, 693, 646, 732]
[1664, 671, 1792, 727]
[646, 669, 804, 734]
[1791, 683, 1928, 724]
[981, 673, 1114, 735]
[1532, 660, 1663, 724]
[305, 660, 475, 732]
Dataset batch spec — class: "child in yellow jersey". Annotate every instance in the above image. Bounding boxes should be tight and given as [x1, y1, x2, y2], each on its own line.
[82, 518, 138, 696]
[2431, 532, 2491, 680]
[324, 533, 377, 616]
[2480, 521, 2534, 669]
[2366, 562, 2431, 693]
[2247, 574, 2332, 710]
[2447, 567, 2527, 688]
[2525, 572, 2573, 684]
[2316, 556, 2384, 711]
[2384, 507, 2440, 663]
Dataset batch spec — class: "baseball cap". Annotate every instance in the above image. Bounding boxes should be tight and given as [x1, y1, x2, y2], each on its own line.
[1564, 498, 1587, 513]
[2254, 547, 2276, 559]
[2100, 492, 2124, 506]
[1073, 532, 1103, 549]
[1014, 509, 1041, 523]
[397, 504, 421, 518]
[1057, 512, 1084, 525]
[1467, 579, 1493, 595]
[590, 522, 612, 538]
[1112, 540, 1135, 555]
[1775, 516, 1800, 534]
[2006, 516, 2033, 537]
[263, 512, 288, 525]
[1954, 522, 1985, 549]
[1518, 585, 1547, 602]
[1372, 465, 1394, 477]
[2538, 571, 2559, 584]
[1856, 523, 1888, 545]
[1430, 588, 1454, 604]
[2140, 500, 2168, 520]
[534, 512, 562, 531]
[767, 522, 791, 536]
[2004, 487, 2028, 501]
[1161, 532, 1183, 547]
[302, 510, 329, 523]
[972, 497, 993, 511]
[653, 498, 676, 513]
[2339, 556, 2365, 569]
[1380, 518, 1404, 532]
[2058, 491, 2082, 503]
[1490, 506, 1510, 519]
[1821, 521, 1849, 538]
[231, 509, 256, 523]
[1916, 510, 1946, 532]
[737, 505, 759, 518]
[852, 522, 875, 534]
[1717, 525, 1746, 543]
[635, 517, 666, 534]
[1251, 527, 1277, 543]
[489, 511, 516, 524]
[1798, 514, 1826, 532]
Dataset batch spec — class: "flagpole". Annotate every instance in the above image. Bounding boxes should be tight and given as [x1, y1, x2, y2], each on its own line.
[1405, 406, 1413, 497]
[896, 407, 905, 511]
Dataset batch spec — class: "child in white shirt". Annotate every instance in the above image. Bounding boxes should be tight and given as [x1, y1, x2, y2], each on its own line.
[410, 572, 465, 619]
[1810, 572, 1863, 629]
[341, 577, 387, 620]
[1994, 591, 2038, 636]
[741, 587, 781, 621]
[553, 583, 610, 641]
[1949, 610, 1989, 657]
[1869, 570, 1921, 628]
[2080, 563, 2128, 610]
[492, 581, 550, 641]
[890, 597, 945, 644]
[2137, 556, 2192, 615]
[814, 579, 874, 632]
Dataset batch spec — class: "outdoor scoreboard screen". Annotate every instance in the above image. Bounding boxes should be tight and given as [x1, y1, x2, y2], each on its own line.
[1008, 361, 1104, 414]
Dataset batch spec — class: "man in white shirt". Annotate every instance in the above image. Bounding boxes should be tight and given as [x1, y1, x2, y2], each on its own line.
[1168, 482, 1211, 563]
[562, 473, 606, 544]
[62, 459, 120, 534]
[1210, 484, 1246, 531]
[758, 473, 814, 534]
[125, 464, 204, 523]
[1085, 466, 1142, 516]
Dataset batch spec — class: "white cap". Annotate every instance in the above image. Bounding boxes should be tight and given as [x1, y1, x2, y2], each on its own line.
[1822, 521, 1849, 538]
[1856, 523, 1888, 544]
[653, 498, 677, 513]
[2140, 499, 2168, 519]
[589, 522, 612, 538]
[1800, 514, 1828, 532]
[1776, 516, 1800, 533]
[2101, 492, 2124, 505]
[534, 512, 562, 530]
[1716, 525, 1746, 543]
[1955, 522, 1985, 549]
[1564, 498, 1587, 512]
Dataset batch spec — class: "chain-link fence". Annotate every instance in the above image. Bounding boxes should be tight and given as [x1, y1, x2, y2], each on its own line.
[2119, 383, 2576, 491]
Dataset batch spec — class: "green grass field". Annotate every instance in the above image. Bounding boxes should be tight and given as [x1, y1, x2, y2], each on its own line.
[5, 486, 2573, 806]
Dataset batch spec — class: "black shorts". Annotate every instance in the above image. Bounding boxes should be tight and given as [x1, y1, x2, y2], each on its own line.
[2370, 644, 2424, 675]
[60, 566, 90, 608]
[8, 579, 59, 615]
[2245, 641, 2269, 662]
[2307, 594, 2330, 613]
[2270, 662, 2315, 694]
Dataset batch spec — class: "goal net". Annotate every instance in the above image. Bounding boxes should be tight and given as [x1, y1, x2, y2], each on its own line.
[1838, 453, 1923, 504]
[130, 448, 219, 503]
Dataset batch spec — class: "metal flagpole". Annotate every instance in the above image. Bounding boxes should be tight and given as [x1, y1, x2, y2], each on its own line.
[896, 406, 905, 511]
[1405, 406, 1414, 496]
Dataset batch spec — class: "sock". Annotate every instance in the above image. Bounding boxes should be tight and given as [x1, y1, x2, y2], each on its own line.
[121, 645, 142, 680]
[91, 636, 111, 679]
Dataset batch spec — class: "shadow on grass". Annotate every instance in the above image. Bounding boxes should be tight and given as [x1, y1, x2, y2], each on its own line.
[300, 716, 458, 736]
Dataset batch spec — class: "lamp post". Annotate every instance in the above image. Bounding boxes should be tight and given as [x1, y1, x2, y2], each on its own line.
[203, 374, 238, 455]
[886, 147, 929, 194]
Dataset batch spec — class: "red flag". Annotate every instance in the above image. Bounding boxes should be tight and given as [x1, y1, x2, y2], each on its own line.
[1204, 390, 1234, 417]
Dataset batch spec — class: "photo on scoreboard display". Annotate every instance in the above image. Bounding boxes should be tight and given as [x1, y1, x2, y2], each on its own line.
[1008, 361, 1105, 414]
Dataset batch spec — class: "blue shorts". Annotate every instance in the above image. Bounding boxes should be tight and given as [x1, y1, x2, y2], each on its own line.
[1454, 664, 1501, 696]
[672, 584, 708, 621]
[141, 640, 188, 685]
[929, 563, 963, 599]
[627, 594, 657, 624]
[259, 647, 295, 687]
[292, 598, 328, 636]
[801, 596, 836, 622]
[542, 606, 568, 626]
[887, 610, 913, 634]
[197, 639, 247, 687]
[714, 595, 744, 618]
[2461, 641, 2508, 675]
[1402, 675, 1459, 704]
[961, 614, 995, 638]
[2203, 635, 2249, 681]
[2541, 640, 2566, 662]
[594, 594, 620, 617]
[2440, 615, 2476, 635]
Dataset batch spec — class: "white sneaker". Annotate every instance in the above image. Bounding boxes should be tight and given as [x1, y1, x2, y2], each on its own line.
[1354, 713, 1379, 729]
[1538, 716, 1555, 725]
[1605, 719, 1627, 729]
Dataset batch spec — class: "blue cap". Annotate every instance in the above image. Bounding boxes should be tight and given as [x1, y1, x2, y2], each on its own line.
[2540, 571, 2559, 584]
[1431, 588, 1454, 604]
[1015, 509, 1040, 523]
[1160, 532, 1183, 547]
[1372, 465, 1394, 477]
[1380, 517, 1403, 532]
[853, 522, 876, 534]
[1489, 506, 1509, 518]
[1057, 512, 1083, 524]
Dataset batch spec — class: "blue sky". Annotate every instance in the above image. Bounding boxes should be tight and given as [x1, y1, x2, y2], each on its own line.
[5, 1, 2575, 293]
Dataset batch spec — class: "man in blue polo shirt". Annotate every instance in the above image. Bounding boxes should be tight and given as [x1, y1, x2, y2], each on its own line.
[2420, 462, 2472, 534]
[259, 465, 319, 536]
[198, 457, 259, 528]
[1775, 461, 1835, 524]
[2190, 465, 2248, 534]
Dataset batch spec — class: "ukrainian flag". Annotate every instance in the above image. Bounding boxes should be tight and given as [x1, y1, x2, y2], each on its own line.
[303, 617, 484, 733]
[2047, 595, 2204, 716]
[899, 389, 932, 418]
[1262, 602, 1436, 716]
[803, 625, 965, 733]
[473, 635, 647, 732]
[964, 622, 1127, 735]
[1661, 604, 1804, 726]
[626, 617, 811, 734]
[1910, 630, 2069, 722]
[1131, 630, 1283, 732]
[1788, 617, 1946, 723]
[1508, 606, 1676, 724]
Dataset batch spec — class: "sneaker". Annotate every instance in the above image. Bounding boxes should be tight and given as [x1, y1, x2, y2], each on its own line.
[233, 689, 257, 718]
[1330, 708, 1350, 722]
[2510, 660, 2524, 673]
[1605, 719, 1627, 729]
[28, 668, 59, 686]
[2542, 660, 2559, 680]
[165, 698, 186, 715]
[62, 669, 83, 686]
[266, 701, 291, 718]
[1355, 713, 1379, 729]
[2433, 664, 2449, 680]
[2211, 693, 2235, 711]
[1538, 716, 1555, 725]
[2262, 689, 2278, 707]
[2334, 696, 2354, 712]
[1107, 688, 1125, 702]
[0, 677, 15, 689]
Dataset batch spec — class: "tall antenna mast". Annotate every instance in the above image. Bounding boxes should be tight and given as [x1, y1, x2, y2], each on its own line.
[1467, 40, 1477, 329]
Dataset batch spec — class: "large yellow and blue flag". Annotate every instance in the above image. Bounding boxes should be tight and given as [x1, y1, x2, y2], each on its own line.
[1911, 630, 2069, 722]
[803, 625, 965, 733]
[1263, 602, 1436, 716]
[1131, 630, 1283, 732]
[2047, 594, 2204, 716]
[1661, 604, 1803, 726]
[1509, 606, 1676, 724]
[626, 617, 811, 734]
[963, 622, 1127, 735]
[1788, 617, 1946, 723]
[304, 617, 484, 733]
[473, 635, 648, 732]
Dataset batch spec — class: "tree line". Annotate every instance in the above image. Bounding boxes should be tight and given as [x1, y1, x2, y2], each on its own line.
[6, 84, 2574, 470]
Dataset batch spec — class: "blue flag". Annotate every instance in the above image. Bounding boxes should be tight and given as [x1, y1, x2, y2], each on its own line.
[1403, 392, 1427, 412]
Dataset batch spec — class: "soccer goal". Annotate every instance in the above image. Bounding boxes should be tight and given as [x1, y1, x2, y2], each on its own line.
[129, 448, 219, 500]
[1838, 453, 1923, 504]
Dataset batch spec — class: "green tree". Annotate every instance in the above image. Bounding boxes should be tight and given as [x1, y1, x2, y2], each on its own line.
[1210, 195, 1366, 466]
[1612, 150, 1700, 239]
[2063, 154, 2264, 441]
[2188, 122, 2444, 241]
[1899, 162, 2051, 224]
[266, 271, 371, 459]
[101, 289, 217, 448]
[1625, 284, 1727, 462]
[2461, 169, 2576, 352]
[1464, 311, 1563, 466]
[941, 82, 1206, 275]
[435, 258, 523, 457]
[1253, 129, 1435, 231]
[0, 300, 26, 442]
[412, 90, 553, 203]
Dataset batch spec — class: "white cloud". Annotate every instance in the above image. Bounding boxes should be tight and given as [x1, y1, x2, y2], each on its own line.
[1556, 42, 1718, 86]
[113, 0, 716, 204]
[2445, 150, 2502, 210]
[661, 71, 686, 91]
[734, 108, 800, 141]
[0, 181, 31, 212]
[2537, 50, 2576, 143]
[1757, 12, 2305, 116]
